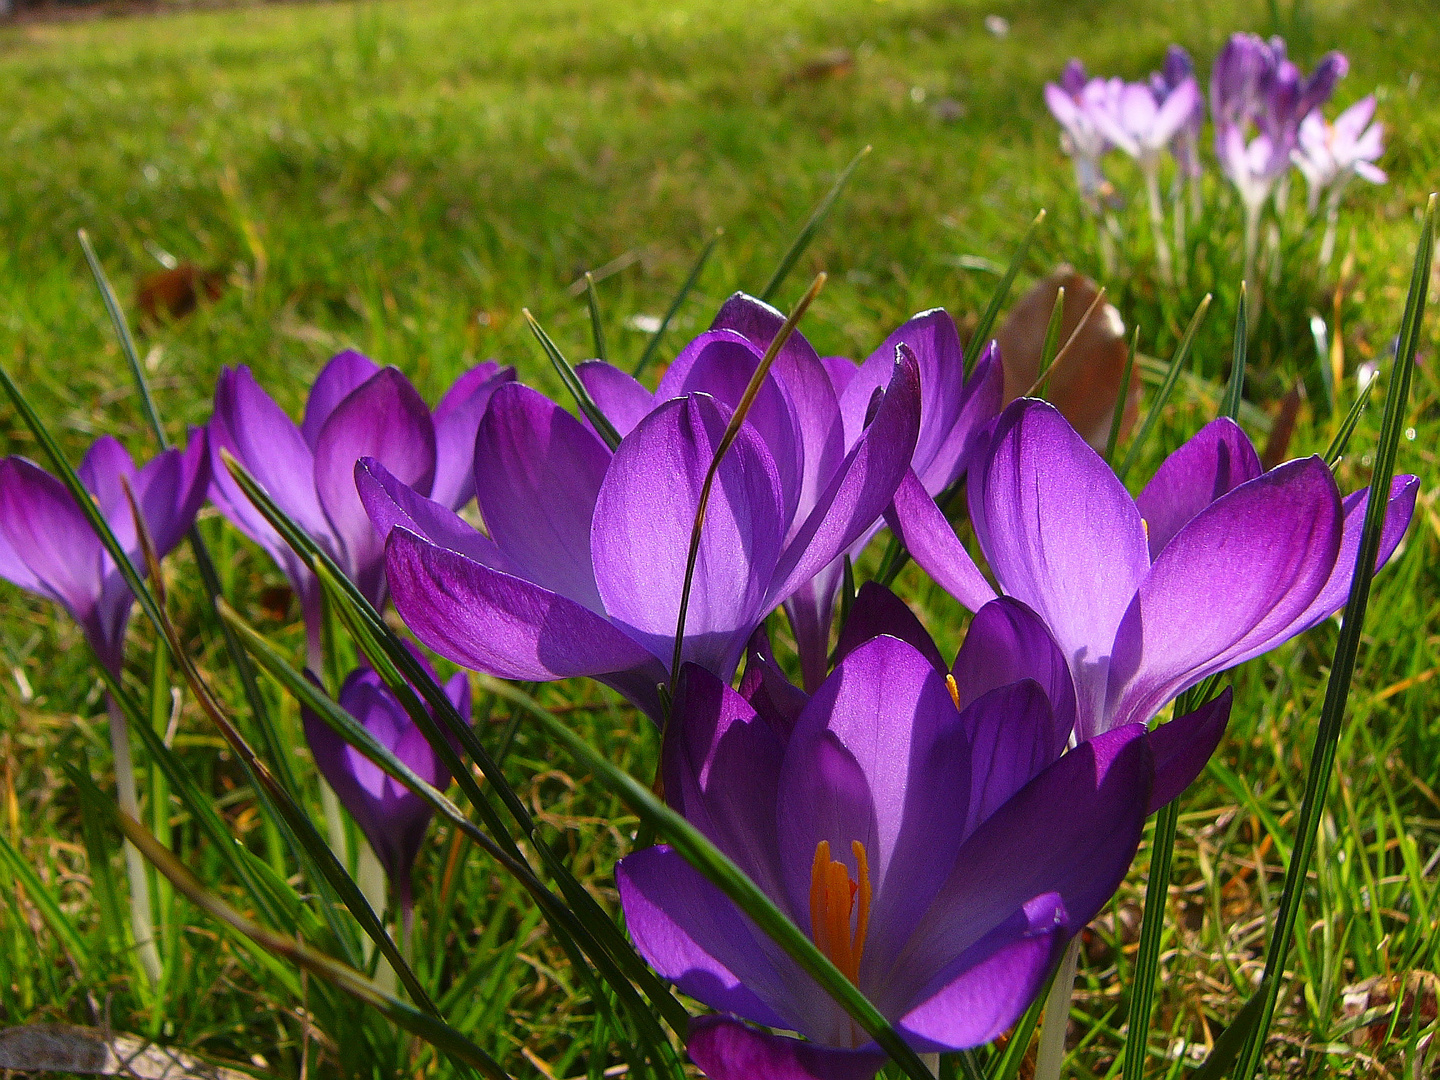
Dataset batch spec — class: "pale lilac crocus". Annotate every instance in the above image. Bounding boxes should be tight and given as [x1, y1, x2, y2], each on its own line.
[1088, 68, 1200, 282]
[1210, 33, 1347, 279]
[302, 657, 466, 930]
[208, 350, 513, 665]
[617, 595, 1230, 1080]
[573, 292, 999, 689]
[1044, 60, 1115, 213]
[888, 398, 1417, 741]
[1292, 96, 1386, 265]
[0, 432, 209, 989]
[358, 331, 922, 721]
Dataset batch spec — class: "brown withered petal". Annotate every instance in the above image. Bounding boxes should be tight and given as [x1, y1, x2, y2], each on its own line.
[995, 266, 1138, 450]
[136, 264, 225, 323]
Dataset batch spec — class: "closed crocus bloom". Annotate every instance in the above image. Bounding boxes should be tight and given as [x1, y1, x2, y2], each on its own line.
[0, 433, 209, 674]
[302, 660, 466, 919]
[207, 351, 513, 657]
[574, 292, 1001, 689]
[618, 595, 1229, 1080]
[358, 337, 922, 721]
[1151, 45, 1205, 179]
[888, 398, 1418, 740]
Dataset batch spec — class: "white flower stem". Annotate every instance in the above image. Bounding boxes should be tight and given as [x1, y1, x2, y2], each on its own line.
[1320, 188, 1342, 270]
[1143, 164, 1173, 285]
[919, 1052, 940, 1077]
[1034, 936, 1081, 1080]
[106, 694, 163, 989]
[1171, 178, 1188, 287]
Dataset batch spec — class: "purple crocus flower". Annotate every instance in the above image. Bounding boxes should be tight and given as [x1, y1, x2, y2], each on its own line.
[357, 324, 923, 721]
[888, 398, 1418, 740]
[302, 658, 466, 922]
[617, 595, 1230, 1080]
[1211, 33, 1347, 271]
[208, 350, 514, 660]
[1044, 60, 1116, 210]
[1293, 95, 1386, 265]
[575, 293, 999, 688]
[0, 433, 210, 675]
[1150, 46, 1205, 180]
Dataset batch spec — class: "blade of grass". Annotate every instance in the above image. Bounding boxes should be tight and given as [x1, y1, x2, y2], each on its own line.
[524, 309, 623, 450]
[1322, 376, 1375, 468]
[583, 272, 607, 363]
[965, 209, 1046, 376]
[1232, 193, 1434, 1080]
[1222, 283, 1247, 421]
[1024, 286, 1109, 400]
[1104, 327, 1140, 465]
[489, 676, 939, 1080]
[70, 746, 130, 965]
[113, 806, 509, 1079]
[1310, 313, 1335, 416]
[633, 228, 722, 380]
[0, 830, 89, 966]
[1116, 294, 1212, 484]
[759, 146, 869, 302]
[1187, 980, 1270, 1080]
[672, 271, 826, 682]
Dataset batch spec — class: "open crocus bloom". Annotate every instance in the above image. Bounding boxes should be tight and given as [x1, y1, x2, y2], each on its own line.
[0, 433, 209, 675]
[618, 599, 1230, 1080]
[889, 398, 1418, 739]
[1088, 74, 1201, 171]
[574, 292, 1001, 688]
[1292, 95, 1386, 213]
[208, 351, 513, 652]
[359, 341, 921, 721]
[1150, 46, 1205, 178]
[302, 657, 465, 917]
[1044, 60, 1116, 208]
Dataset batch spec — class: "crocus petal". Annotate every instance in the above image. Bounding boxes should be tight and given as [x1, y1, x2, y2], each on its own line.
[208, 365, 329, 564]
[1334, 95, 1377, 141]
[780, 567, 845, 693]
[1146, 689, 1232, 813]
[950, 596, 1077, 748]
[1106, 457, 1343, 729]
[956, 681, 1068, 839]
[782, 636, 971, 979]
[769, 347, 921, 605]
[879, 724, 1151, 1012]
[617, 846, 803, 1033]
[430, 361, 515, 509]
[919, 341, 1004, 493]
[592, 394, 785, 676]
[884, 469, 998, 613]
[738, 627, 811, 737]
[77, 436, 138, 527]
[687, 1015, 885, 1080]
[300, 350, 381, 449]
[0, 458, 103, 619]
[665, 664, 788, 902]
[1136, 417, 1262, 560]
[969, 399, 1149, 732]
[384, 526, 665, 689]
[130, 432, 211, 561]
[313, 368, 437, 597]
[832, 581, 945, 673]
[1150, 78, 1201, 149]
[357, 458, 509, 569]
[576, 360, 657, 438]
[474, 383, 611, 611]
[896, 892, 1065, 1051]
[1354, 160, 1387, 185]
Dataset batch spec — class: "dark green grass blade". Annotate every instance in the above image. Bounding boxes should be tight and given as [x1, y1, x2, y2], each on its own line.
[495, 679, 938, 1080]
[1115, 294, 1212, 484]
[77, 229, 302, 797]
[1223, 283, 1247, 420]
[1121, 770, 1182, 1080]
[965, 209, 1045, 374]
[1323, 377, 1376, 467]
[524, 309, 623, 449]
[1231, 194, 1434, 1080]
[0, 828, 90, 966]
[759, 145, 869, 303]
[633, 228, 722, 380]
[217, 455, 691, 1047]
[986, 984, 1046, 1080]
[1104, 327, 1140, 465]
[1188, 981, 1270, 1080]
[583, 272, 607, 363]
[70, 746, 129, 963]
[113, 806, 509, 1080]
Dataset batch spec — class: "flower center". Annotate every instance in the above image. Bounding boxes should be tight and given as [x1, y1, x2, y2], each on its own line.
[809, 839, 871, 986]
[945, 673, 962, 711]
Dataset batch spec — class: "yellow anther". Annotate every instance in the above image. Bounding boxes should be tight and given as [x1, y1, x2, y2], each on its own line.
[945, 673, 962, 712]
[1141, 517, 1150, 543]
[808, 838, 871, 986]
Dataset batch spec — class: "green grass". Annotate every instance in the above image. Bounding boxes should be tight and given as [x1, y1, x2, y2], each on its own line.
[0, 0, 1437, 1076]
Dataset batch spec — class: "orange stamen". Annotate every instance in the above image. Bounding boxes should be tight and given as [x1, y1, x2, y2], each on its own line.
[807, 838, 872, 986]
[945, 673, 962, 712]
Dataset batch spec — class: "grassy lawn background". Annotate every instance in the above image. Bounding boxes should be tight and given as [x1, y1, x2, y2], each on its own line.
[0, 0, 1437, 1075]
